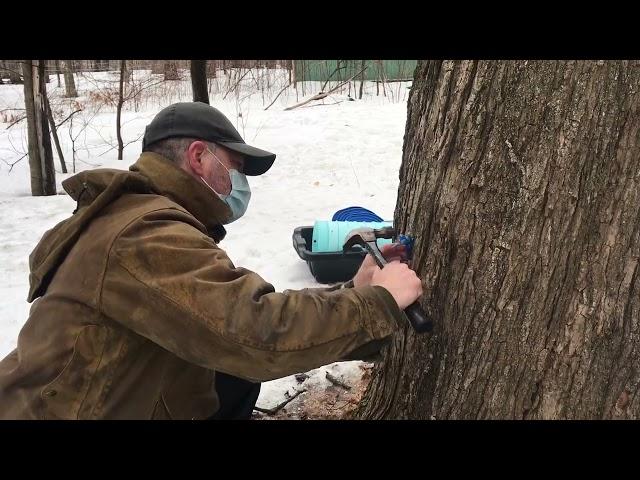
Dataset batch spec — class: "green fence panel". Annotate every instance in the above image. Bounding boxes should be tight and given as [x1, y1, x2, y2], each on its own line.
[295, 60, 417, 82]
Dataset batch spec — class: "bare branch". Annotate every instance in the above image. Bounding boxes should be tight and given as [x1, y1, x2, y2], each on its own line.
[223, 69, 251, 100]
[97, 132, 144, 157]
[253, 388, 307, 415]
[0, 108, 26, 114]
[55, 109, 83, 128]
[321, 61, 348, 92]
[264, 82, 291, 111]
[5, 114, 27, 130]
[1, 153, 28, 172]
[284, 65, 368, 111]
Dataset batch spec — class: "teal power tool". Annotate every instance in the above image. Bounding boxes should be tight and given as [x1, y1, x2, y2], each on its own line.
[343, 226, 433, 333]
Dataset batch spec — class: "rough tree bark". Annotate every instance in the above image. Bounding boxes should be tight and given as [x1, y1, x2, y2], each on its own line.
[63, 60, 77, 98]
[190, 60, 209, 104]
[22, 60, 56, 196]
[355, 60, 640, 420]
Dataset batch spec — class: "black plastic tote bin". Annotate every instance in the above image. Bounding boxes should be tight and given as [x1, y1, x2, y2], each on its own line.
[292, 226, 366, 284]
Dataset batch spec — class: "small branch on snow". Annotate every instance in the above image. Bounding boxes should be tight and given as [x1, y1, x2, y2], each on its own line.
[253, 388, 307, 415]
[284, 91, 330, 111]
[300, 100, 344, 109]
[325, 371, 351, 390]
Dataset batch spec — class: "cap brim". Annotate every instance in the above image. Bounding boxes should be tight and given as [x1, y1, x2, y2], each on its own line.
[218, 141, 276, 176]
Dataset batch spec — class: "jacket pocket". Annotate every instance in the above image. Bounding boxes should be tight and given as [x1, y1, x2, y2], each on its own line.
[160, 364, 218, 420]
[41, 325, 107, 420]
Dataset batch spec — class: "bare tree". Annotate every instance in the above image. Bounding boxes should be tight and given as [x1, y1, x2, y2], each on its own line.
[62, 60, 77, 98]
[44, 95, 67, 173]
[116, 60, 125, 160]
[164, 61, 179, 81]
[22, 60, 56, 196]
[190, 60, 209, 104]
[355, 60, 640, 420]
[123, 60, 132, 82]
[358, 60, 366, 99]
[288, 59, 293, 85]
[207, 61, 217, 78]
[54, 60, 61, 87]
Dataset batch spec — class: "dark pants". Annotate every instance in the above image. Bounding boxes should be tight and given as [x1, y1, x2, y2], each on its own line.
[209, 372, 261, 420]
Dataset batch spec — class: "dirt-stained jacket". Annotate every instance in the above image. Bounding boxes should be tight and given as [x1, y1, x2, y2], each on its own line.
[0, 152, 404, 419]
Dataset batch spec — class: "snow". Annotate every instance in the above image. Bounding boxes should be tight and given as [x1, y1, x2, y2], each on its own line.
[0, 68, 410, 414]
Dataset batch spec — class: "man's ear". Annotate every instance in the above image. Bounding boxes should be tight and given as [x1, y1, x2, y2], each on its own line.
[185, 140, 208, 176]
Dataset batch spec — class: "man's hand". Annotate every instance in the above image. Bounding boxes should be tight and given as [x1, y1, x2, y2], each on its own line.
[352, 243, 408, 288]
[370, 261, 423, 310]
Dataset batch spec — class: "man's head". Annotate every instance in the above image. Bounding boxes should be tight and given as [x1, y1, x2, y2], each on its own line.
[142, 102, 276, 223]
[142, 102, 275, 175]
[144, 137, 244, 196]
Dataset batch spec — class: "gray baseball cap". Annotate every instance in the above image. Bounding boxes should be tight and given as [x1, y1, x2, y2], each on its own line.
[142, 102, 276, 176]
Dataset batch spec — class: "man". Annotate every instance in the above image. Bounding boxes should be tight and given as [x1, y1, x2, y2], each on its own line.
[0, 102, 422, 420]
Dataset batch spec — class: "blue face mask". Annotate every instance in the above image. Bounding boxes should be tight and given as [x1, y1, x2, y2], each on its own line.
[200, 148, 251, 224]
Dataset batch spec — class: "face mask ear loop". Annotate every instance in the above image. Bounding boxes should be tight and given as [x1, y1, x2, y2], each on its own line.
[207, 147, 231, 175]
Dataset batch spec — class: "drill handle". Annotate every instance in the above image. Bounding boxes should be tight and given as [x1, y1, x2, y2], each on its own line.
[404, 301, 433, 333]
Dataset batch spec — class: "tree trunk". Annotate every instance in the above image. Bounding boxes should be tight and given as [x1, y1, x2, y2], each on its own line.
[63, 60, 77, 98]
[164, 61, 179, 80]
[207, 60, 217, 78]
[355, 60, 640, 420]
[55, 59, 61, 87]
[123, 60, 132, 82]
[22, 60, 56, 196]
[44, 95, 67, 173]
[288, 59, 293, 85]
[190, 60, 209, 104]
[116, 60, 125, 160]
[358, 59, 366, 99]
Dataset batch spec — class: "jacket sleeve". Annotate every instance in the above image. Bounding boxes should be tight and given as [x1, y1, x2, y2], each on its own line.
[100, 208, 405, 382]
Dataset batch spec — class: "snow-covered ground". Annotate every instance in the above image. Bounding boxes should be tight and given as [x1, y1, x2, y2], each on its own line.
[0, 68, 410, 415]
